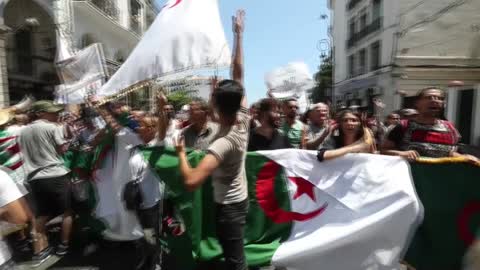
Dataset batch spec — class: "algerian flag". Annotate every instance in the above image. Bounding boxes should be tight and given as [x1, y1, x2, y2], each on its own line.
[65, 146, 480, 269]
[97, 0, 231, 98]
[148, 149, 422, 269]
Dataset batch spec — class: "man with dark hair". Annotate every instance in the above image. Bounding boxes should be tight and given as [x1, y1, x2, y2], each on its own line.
[182, 99, 218, 150]
[174, 10, 249, 270]
[280, 98, 305, 149]
[381, 87, 478, 162]
[385, 112, 401, 127]
[248, 98, 291, 151]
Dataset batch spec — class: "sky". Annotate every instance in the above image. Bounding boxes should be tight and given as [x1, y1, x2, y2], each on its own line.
[155, 0, 329, 104]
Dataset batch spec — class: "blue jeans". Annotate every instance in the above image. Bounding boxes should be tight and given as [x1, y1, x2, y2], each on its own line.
[215, 199, 249, 270]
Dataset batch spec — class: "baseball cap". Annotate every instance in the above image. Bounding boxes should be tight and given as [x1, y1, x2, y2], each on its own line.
[0, 109, 13, 126]
[32, 100, 64, 113]
[400, 108, 419, 117]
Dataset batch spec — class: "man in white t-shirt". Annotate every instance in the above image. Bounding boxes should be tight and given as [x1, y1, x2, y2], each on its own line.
[0, 170, 28, 269]
[88, 97, 166, 269]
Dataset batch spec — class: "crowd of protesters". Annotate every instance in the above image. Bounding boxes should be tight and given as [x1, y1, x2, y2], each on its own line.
[0, 10, 479, 270]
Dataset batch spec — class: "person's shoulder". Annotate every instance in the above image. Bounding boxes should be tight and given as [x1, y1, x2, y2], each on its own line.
[440, 119, 457, 129]
[294, 120, 305, 128]
[237, 106, 250, 119]
[206, 121, 219, 129]
[31, 120, 61, 132]
[306, 123, 317, 132]
[32, 120, 55, 127]
[117, 127, 142, 143]
[239, 107, 249, 114]
[181, 124, 193, 134]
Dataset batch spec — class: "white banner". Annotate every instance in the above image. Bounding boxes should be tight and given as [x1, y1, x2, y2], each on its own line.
[55, 43, 107, 104]
[265, 62, 315, 99]
[97, 0, 231, 98]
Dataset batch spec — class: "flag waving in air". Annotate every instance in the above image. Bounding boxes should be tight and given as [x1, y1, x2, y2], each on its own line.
[97, 0, 231, 98]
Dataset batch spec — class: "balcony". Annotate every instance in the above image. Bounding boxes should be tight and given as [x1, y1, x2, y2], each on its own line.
[347, 0, 363, 11]
[106, 59, 120, 78]
[74, 0, 141, 44]
[130, 15, 142, 35]
[346, 17, 383, 49]
[84, 0, 120, 21]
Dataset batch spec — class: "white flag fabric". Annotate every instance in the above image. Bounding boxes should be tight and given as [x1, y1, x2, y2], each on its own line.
[55, 29, 74, 63]
[97, 0, 231, 98]
[258, 151, 423, 270]
[265, 62, 315, 112]
[55, 43, 108, 104]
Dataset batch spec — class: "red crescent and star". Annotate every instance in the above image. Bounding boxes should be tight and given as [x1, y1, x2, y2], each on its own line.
[256, 161, 328, 224]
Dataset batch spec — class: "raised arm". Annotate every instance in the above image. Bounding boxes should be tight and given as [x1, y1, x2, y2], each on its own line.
[87, 96, 122, 135]
[155, 90, 169, 141]
[232, 10, 247, 107]
[208, 76, 220, 123]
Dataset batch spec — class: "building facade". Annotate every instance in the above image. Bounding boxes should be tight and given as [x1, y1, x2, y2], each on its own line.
[0, 0, 157, 106]
[329, 0, 480, 145]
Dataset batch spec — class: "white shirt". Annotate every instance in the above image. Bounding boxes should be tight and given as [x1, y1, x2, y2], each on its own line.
[165, 120, 180, 147]
[0, 170, 23, 265]
[129, 147, 164, 210]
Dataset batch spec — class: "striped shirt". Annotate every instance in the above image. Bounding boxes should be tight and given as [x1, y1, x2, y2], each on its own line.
[0, 128, 27, 189]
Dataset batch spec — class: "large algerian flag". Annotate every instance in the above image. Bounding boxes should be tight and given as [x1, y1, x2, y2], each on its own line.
[97, 0, 231, 98]
[148, 149, 422, 269]
[65, 146, 480, 269]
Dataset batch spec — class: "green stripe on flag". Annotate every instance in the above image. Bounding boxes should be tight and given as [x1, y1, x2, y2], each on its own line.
[405, 162, 480, 269]
[145, 149, 293, 268]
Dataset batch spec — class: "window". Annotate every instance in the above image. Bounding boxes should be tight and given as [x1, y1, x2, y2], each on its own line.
[130, 0, 142, 34]
[348, 54, 355, 77]
[359, 8, 368, 30]
[15, 30, 33, 76]
[370, 41, 381, 71]
[359, 49, 367, 75]
[348, 19, 356, 39]
[457, 89, 474, 144]
[372, 0, 382, 20]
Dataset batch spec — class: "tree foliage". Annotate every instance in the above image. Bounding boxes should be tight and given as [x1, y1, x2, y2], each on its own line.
[166, 90, 193, 111]
[310, 55, 333, 104]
